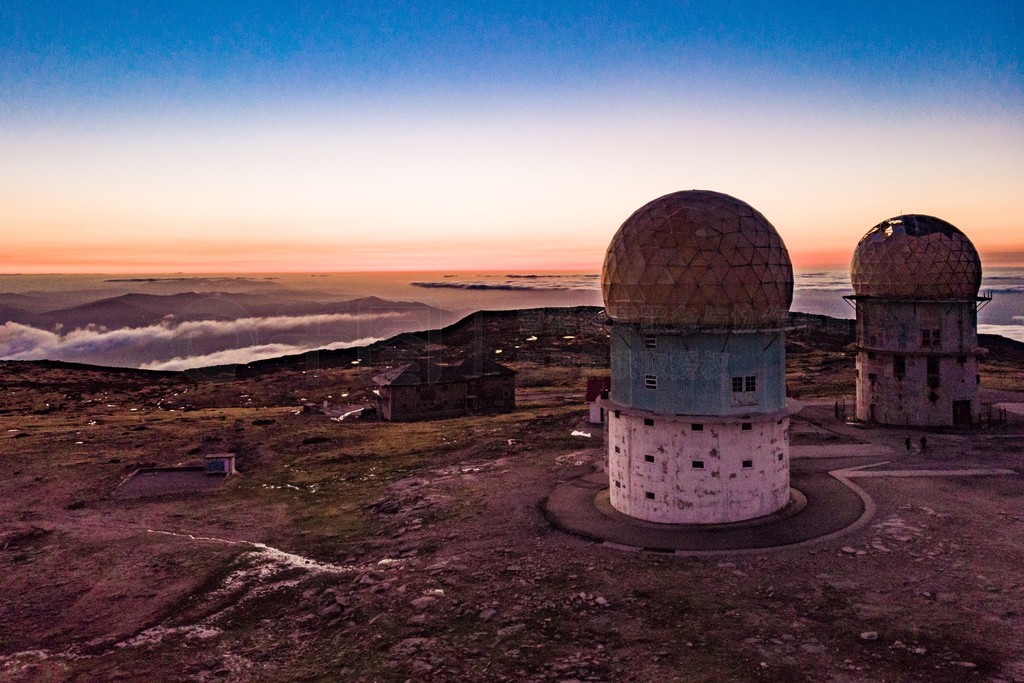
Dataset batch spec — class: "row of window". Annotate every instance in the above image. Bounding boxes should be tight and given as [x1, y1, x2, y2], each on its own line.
[641, 374, 758, 392]
[614, 452, 783, 468]
[864, 328, 949, 349]
[412, 400, 465, 409]
[613, 457, 785, 497]
[615, 414, 754, 432]
[865, 356, 944, 385]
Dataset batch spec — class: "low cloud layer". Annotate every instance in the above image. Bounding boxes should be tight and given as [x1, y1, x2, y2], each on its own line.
[411, 281, 564, 291]
[0, 311, 408, 368]
[979, 323, 1024, 344]
[412, 274, 599, 292]
[139, 337, 381, 371]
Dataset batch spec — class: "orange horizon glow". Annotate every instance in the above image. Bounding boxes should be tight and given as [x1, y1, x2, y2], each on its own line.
[4, 99, 1022, 275]
[5, 244, 1023, 276]
[4, 5, 1023, 281]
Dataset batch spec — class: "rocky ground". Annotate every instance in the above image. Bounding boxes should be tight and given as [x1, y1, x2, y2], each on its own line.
[2, 308, 1023, 682]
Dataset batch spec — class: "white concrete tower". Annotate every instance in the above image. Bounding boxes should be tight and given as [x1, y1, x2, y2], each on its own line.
[600, 191, 796, 524]
[848, 215, 988, 427]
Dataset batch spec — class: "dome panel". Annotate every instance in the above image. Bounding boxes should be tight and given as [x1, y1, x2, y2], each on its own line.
[601, 190, 794, 328]
[850, 215, 982, 299]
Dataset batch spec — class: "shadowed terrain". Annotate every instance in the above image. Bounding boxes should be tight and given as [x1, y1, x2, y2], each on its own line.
[2, 308, 1023, 682]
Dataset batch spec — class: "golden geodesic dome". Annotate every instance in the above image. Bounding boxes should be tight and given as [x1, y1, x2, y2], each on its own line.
[601, 190, 793, 328]
[851, 215, 982, 300]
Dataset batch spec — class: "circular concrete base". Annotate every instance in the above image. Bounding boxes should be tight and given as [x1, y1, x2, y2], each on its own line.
[543, 468, 868, 555]
[594, 487, 807, 531]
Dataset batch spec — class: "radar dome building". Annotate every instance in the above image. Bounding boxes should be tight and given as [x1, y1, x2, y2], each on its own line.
[600, 190, 796, 524]
[847, 215, 988, 426]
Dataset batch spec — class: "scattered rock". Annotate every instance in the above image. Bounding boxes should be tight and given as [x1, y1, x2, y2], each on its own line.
[375, 500, 401, 515]
[860, 631, 879, 641]
[411, 596, 437, 610]
[320, 604, 343, 619]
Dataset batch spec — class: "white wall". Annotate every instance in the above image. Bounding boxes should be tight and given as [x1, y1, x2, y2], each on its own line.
[855, 352, 979, 426]
[855, 300, 980, 426]
[607, 410, 790, 523]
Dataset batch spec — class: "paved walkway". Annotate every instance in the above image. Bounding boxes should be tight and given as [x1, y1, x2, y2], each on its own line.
[544, 454, 1021, 555]
[545, 402, 1024, 554]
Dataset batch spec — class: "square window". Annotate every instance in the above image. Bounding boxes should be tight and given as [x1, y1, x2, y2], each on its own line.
[745, 376, 756, 392]
[645, 374, 657, 389]
[777, 452, 784, 462]
[742, 459, 753, 469]
[868, 373, 877, 382]
[731, 377, 743, 392]
[644, 335, 657, 349]
[614, 446, 620, 453]
[643, 418, 654, 426]
[644, 454, 655, 463]
[691, 423, 703, 431]
[614, 410, 620, 419]
[692, 460, 705, 469]
[741, 423, 752, 431]
[645, 491, 655, 500]
[867, 351, 876, 360]
[614, 480, 621, 488]
[894, 355, 906, 379]
[958, 355, 967, 365]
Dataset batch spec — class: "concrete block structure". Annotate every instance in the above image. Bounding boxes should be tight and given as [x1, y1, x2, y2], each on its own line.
[600, 190, 796, 524]
[847, 215, 988, 427]
[204, 453, 237, 476]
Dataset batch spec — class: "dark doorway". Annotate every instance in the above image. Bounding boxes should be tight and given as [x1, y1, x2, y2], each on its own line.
[953, 400, 972, 426]
[869, 403, 876, 421]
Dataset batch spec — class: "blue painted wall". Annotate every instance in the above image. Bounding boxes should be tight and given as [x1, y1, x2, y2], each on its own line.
[609, 324, 786, 415]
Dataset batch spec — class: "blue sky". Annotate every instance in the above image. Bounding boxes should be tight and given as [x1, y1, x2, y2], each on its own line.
[1, 2, 1022, 271]
[5, 2, 1019, 113]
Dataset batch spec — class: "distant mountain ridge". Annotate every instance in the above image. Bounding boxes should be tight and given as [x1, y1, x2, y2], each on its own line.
[1, 291, 443, 331]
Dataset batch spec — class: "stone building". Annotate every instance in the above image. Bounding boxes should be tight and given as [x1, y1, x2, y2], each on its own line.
[373, 356, 515, 422]
[847, 214, 988, 427]
[600, 190, 797, 524]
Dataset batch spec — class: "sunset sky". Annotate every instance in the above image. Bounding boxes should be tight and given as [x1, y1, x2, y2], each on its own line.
[2, 2, 1022, 273]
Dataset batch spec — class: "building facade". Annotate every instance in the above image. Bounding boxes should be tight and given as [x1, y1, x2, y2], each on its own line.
[600, 190, 796, 524]
[847, 215, 987, 427]
[373, 357, 515, 422]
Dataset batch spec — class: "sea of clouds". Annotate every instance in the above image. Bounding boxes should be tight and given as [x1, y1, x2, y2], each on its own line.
[0, 312, 401, 369]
